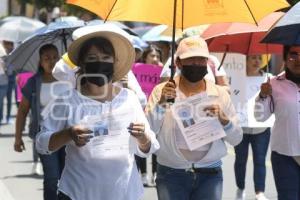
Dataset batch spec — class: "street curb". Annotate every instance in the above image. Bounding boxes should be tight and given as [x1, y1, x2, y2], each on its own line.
[0, 180, 15, 200]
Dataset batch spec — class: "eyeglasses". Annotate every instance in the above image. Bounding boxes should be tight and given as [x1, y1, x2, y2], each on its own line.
[288, 51, 300, 61]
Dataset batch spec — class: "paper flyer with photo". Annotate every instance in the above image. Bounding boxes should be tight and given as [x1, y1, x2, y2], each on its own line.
[79, 111, 134, 155]
[171, 93, 226, 151]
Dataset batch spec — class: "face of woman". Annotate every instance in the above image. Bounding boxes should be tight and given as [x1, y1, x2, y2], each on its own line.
[40, 48, 59, 74]
[286, 46, 300, 76]
[84, 45, 114, 63]
[145, 50, 161, 65]
[246, 55, 262, 71]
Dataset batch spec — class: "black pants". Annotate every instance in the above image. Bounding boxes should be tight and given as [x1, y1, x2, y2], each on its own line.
[58, 192, 72, 200]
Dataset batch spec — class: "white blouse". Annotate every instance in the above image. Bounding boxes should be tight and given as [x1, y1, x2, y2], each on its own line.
[40, 82, 72, 107]
[254, 73, 300, 156]
[36, 88, 159, 200]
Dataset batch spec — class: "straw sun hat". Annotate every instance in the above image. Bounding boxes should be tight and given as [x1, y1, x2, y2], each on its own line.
[68, 23, 135, 82]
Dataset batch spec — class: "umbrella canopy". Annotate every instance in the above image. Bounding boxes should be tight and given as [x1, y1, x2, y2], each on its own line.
[87, 19, 138, 36]
[0, 16, 45, 43]
[142, 24, 210, 42]
[67, 0, 289, 29]
[201, 12, 284, 55]
[67, 0, 289, 79]
[262, 2, 300, 45]
[6, 20, 85, 73]
[142, 25, 182, 42]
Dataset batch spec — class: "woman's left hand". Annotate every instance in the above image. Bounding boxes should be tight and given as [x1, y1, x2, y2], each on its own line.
[203, 104, 230, 126]
[128, 122, 151, 153]
[128, 123, 146, 140]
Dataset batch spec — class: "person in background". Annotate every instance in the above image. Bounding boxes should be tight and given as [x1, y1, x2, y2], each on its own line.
[0, 43, 8, 130]
[152, 41, 170, 65]
[234, 55, 271, 200]
[14, 44, 70, 200]
[146, 36, 242, 200]
[35, 24, 159, 200]
[2, 40, 15, 124]
[133, 44, 163, 186]
[255, 45, 300, 200]
[15, 71, 42, 175]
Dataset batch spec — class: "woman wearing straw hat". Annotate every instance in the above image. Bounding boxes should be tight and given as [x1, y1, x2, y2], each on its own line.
[35, 24, 159, 200]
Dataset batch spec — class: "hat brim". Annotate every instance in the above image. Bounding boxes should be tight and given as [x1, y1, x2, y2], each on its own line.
[68, 30, 135, 82]
[178, 51, 209, 59]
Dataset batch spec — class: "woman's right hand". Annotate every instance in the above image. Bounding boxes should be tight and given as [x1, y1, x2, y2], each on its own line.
[260, 81, 272, 98]
[158, 80, 176, 105]
[14, 138, 25, 152]
[69, 125, 93, 147]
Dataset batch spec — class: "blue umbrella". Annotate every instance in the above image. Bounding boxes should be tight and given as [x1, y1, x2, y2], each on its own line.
[262, 2, 300, 45]
[6, 20, 85, 73]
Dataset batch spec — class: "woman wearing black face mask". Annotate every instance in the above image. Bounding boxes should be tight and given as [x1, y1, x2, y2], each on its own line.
[35, 24, 159, 200]
[146, 36, 242, 200]
[255, 45, 300, 200]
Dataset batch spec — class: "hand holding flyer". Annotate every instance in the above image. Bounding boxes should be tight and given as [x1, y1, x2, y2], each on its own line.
[171, 93, 226, 151]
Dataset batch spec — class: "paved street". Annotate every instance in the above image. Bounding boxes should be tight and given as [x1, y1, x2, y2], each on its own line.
[0, 101, 278, 200]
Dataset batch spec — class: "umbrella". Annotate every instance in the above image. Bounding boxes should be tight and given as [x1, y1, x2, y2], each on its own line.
[201, 12, 284, 55]
[142, 25, 182, 42]
[5, 20, 85, 73]
[87, 19, 138, 36]
[67, 0, 289, 78]
[262, 2, 300, 45]
[0, 16, 45, 43]
[142, 24, 210, 42]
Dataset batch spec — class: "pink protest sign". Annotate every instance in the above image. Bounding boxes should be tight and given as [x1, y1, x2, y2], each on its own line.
[132, 63, 163, 98]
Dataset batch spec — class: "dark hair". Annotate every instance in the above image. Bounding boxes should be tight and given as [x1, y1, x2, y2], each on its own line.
[38, 44, 58, 73]
[141, 44, 162, 63]
[77, 37, 115, 66]
[76, 37, 115, 85]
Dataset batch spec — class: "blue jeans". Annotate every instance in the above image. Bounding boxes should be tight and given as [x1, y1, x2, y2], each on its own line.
[6, 74, 15, 121]
[156, 164, 223, 200]
[39, 147, 65, 200]
[234, 128, 270, 192]
[271, 151, 300, 200]
[0, 85, 8, 122]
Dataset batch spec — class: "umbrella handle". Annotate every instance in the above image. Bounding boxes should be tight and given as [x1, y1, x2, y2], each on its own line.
[218, 51, 227, 71]
[166, 79, 176, 104]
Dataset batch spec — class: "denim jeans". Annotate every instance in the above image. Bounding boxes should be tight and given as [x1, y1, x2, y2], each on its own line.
[6, 74, 15, 121]
[0, 84, 8, 122]
[39, 147, 65, 200]
[271, 151, 300, 200]
[156, 164, 223, 200]
[234, 128, 270, 192]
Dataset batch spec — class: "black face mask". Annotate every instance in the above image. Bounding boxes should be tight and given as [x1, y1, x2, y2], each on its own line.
[83, 61, 114, 87]
[285, 67, 300, 84]
[181, 65, 208, 82]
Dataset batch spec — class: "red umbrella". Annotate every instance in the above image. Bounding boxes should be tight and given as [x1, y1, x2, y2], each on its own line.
[201, 12, 284, 55]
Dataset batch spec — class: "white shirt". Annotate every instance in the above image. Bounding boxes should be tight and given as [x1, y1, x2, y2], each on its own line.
[40, 82, 72, 107]
[36, 88, 159, 200]
[146, 80, 242, 169]
[254, 73, 300, 156]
